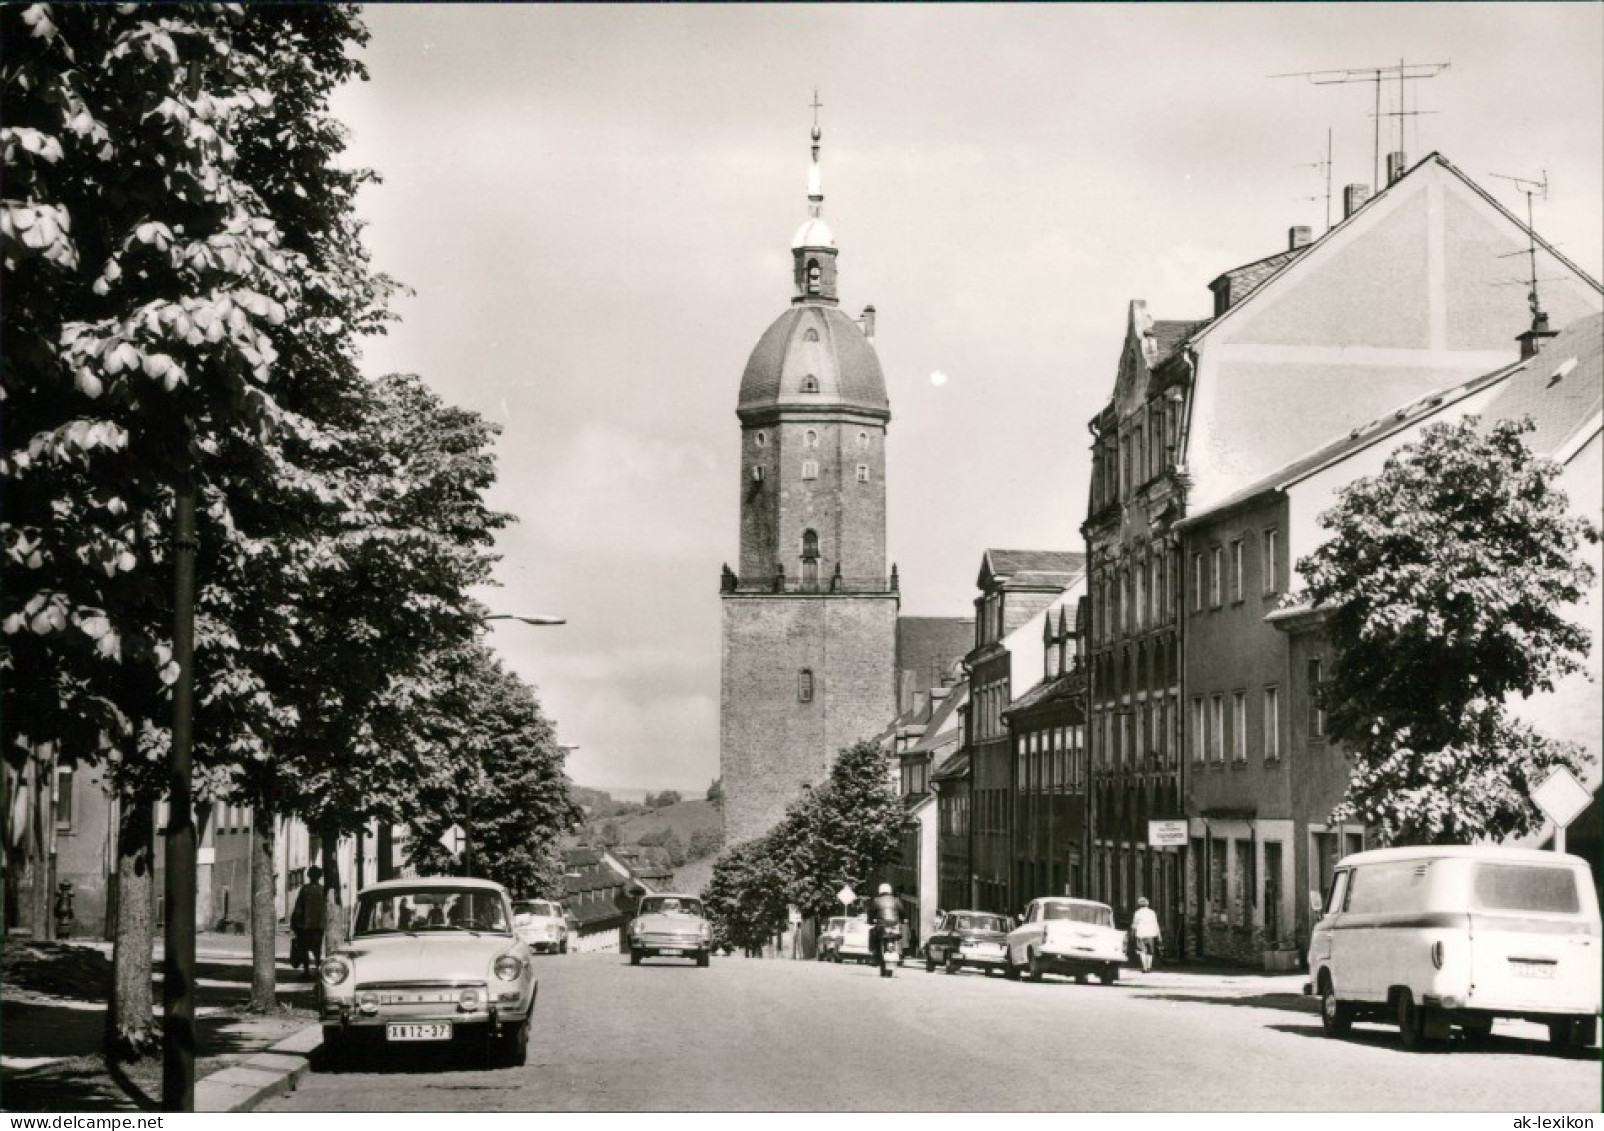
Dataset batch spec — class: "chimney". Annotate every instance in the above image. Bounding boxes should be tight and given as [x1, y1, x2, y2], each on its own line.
[860, 304, 876, 341]
[1343, 184, 1371, 219]
[1517, 310, 1558, 360]
[1288, 226, 1313, 251]
[1386, 151, 1407, 185]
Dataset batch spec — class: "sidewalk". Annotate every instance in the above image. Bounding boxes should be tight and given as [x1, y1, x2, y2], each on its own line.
[2, 935, 323, 1112]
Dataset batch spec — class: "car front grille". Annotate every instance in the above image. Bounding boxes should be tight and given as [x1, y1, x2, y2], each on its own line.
[641, 933, 702, 948]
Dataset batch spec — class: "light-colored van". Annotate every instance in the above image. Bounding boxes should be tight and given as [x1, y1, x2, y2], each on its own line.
[1306, 846, 1600, 1050]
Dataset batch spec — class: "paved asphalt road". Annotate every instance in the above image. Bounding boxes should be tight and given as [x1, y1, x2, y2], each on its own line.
[263, 951, 1600, 1112]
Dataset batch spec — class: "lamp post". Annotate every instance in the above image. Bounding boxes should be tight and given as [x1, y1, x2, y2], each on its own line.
[481, 614, 566, 626]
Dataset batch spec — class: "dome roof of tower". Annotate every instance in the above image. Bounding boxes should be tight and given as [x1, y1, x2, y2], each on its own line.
[791, 216, 836, 250]
[738, 304, 889, 420]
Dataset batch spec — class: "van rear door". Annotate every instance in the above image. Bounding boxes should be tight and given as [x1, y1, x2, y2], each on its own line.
[1467, 861, 1602, 1014]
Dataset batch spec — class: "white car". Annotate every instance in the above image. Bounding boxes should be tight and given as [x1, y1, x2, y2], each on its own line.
[834, 916, 874, 964]
[1004, 897, 1126, 984]
[318, 877, 538, 1066]
[627, 893, 714, 966]
[513, 898, 569, 954]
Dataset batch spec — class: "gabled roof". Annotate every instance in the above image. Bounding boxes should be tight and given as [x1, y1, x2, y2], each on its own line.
[978, 549, 1086, 590]
[908, 681, 969, 756]
[930, 748, 970, 783]
[1150, 319, 1209, 366]
[1004, 669, 1085, 719]
[1187, 152, 1603, 353]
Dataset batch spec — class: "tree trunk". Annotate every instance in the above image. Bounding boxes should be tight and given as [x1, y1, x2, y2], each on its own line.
[107, 797, 158, 1060]
[248, 792, 277, 1012]
[320, 824, 345, 949]
[26, 744, 55, 940]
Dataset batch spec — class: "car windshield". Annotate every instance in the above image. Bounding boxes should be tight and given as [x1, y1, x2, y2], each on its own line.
[843, 919, 869, 936]
[639, 896, 704, 918]
[1042, 902, 1114, 927]
[354, 887, 510, 937]
[956, 914, 1007, 933]
[513, 900, 558, 923]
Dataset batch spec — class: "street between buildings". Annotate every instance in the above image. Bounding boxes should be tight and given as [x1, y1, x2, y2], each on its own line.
[261, 952, 1600, 1112]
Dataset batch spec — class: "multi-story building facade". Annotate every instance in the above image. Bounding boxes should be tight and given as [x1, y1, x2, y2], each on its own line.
[1003, 599, 1090, 904]
[961, 550, 1085, 916]
[1085, 151, 1602, 965]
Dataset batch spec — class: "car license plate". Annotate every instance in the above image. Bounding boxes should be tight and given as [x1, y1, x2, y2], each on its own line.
[1511, 962, 1555, 979]
[387, 1023, 452, 1041]
[660, 948, 683, 956]
[969, 944, 1002, 956]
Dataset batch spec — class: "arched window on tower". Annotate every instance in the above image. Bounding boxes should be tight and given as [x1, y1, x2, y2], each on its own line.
[800, 374, 819, 393]
[807, 260, 821, 294]
[803, 328, 820, 342]
[804, 430, 819, 448]
[798, 669, 814, 702]
[801, 529, 819, 588]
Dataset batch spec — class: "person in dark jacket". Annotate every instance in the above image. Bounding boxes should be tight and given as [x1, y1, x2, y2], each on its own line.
[866, 883, 905, 970]
[290, 866, 327, 974]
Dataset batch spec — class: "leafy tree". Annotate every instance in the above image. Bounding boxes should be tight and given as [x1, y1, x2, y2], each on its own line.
[686, 826, 724, 862]
[646, 789, 681, 810]
[1301, 416, 1596, 845]
[598, 820, 622, 848]
[705, 777, 723, 810]
[404, 643, 582, 899]
[702, 738, 901, 944]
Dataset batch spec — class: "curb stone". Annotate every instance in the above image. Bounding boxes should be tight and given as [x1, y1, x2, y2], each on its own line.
[194, 1022, 322, 1113]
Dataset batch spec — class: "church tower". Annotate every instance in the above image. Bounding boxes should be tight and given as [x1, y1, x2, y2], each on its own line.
[719, 113, 899, 847]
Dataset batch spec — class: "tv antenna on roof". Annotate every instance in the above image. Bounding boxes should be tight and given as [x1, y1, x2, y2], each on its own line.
[1294, 127, 1334, 231]
[1271, 60, 1449, 192]
[1489, 170, 1551, 323]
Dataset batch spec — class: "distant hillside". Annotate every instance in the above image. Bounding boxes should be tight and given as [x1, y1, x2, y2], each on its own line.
[566, 797, 725, 866]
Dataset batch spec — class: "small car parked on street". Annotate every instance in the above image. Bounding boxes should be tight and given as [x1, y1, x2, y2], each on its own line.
[833, 916, 874, 964]
[1306, 845, 1602, 1051]
[512, 898, 569, 954]
[1004, 896, 1126, 984]
[924, 910, 1010, 975]
[627, 893, 714, 967]
[318, 877, 537, 1067]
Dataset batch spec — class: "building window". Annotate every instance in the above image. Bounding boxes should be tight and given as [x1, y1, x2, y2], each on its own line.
[1262, 528, 1279, 595]
[856, 464, 869, 482]
[1210, 837, 1227, 908]
[1232, 691, 1247, 762]
[1209, 546, 1222, 608]
[856, 431, 869, 449]
[1263, 686, 1280, 761]
[804, 429, 819, 449]
[1237, 839, 1256, 925]
[54, 767, 73, 831]
[1134, 566, 1146, 631]
[1190, 697, 1205, 762]
[1191, 553, 1203, 612]
[754, 431, 767, 447]
[801, 459, 818, 480]
[1210, 695, 1224, 762]
[798, 669, 814, 703]
[1307, 658, 1326, 738]
[801, 529, 819, 560]
[800, 374, 819, 393]
[1230, 539, 1244, 603]
[803, 328, 820, 342]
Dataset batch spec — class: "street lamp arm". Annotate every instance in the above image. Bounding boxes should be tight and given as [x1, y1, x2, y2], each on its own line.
[482, 614, 567, 625]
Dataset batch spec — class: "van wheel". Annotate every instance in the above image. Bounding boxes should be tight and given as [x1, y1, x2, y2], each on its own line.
[1397, 991, 1425, 1050]
[946, 954, 960, 975]
[1319, 978, 1354, 1038]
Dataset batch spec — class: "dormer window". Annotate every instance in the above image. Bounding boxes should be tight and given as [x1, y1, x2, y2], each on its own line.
[803, 328, 820, 342]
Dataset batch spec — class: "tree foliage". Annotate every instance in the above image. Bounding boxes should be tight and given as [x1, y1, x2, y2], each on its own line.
[404, 643, 583, 899]
[701, 738, 901, 947]
[1301, 416, 1597, 845]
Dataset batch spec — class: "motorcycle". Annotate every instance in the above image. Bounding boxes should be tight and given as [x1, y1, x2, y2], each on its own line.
[877, 923, 902, 978]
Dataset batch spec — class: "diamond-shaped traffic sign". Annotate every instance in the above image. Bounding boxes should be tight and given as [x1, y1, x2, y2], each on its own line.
[836, 884, 855, 907]
[1532, 767, 1591, 829]
[439, 823, 466, 855]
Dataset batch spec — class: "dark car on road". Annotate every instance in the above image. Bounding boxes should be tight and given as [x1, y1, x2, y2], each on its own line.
[923, 910, 1010, 975]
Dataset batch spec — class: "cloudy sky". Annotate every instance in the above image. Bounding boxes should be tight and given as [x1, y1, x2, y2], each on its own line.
[328, 3, 1603, 794]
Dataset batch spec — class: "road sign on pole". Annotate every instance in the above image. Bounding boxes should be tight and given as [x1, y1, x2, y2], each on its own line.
[439, 823, 465, 856]
[836, 884, 855, 907]
[1532, 767, 1591, 853]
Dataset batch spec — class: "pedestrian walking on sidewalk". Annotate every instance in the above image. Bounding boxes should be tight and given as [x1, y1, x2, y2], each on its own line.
[1131, 896, 1161, 973]
[290, 866, 327, 974]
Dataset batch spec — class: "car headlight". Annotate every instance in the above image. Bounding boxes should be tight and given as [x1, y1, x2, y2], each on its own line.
[320, 957, 351, 987]
[699, 922, 712, 940]
[494, 955, 524, 981]
[357, 990, 380, 1014]
[458, 988, 482, 1010]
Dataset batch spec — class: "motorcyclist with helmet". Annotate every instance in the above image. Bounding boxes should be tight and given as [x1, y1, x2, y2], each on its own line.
[866, 882, 906, 973]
